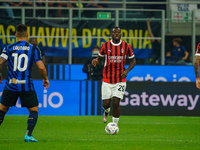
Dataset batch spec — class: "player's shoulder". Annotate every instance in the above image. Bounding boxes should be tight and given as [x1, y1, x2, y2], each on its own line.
[7, 41, 20, 49]
[103, 40, 110, 45]
[99, 41, 108, 49]
[197, 42, 200, 48]
[122, 41, 131, 47]
[121, 40, 129, 45]
[29, 43, 34, 47]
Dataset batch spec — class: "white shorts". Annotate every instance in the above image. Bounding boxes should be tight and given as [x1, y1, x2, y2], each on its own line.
[102, 82, 126, 100]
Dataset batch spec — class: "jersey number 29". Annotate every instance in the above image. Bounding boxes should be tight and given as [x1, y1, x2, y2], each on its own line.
[12, 53, 28, 72]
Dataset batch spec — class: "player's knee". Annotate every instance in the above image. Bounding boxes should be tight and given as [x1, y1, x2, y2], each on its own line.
[0, 104, 9, 112]
[102, 100, 110, 109]
[113, 97, 120, 108]
[28, 106, 38, 112]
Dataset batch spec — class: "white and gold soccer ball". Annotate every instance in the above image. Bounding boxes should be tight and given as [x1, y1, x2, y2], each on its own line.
[105, 122, 119, 135]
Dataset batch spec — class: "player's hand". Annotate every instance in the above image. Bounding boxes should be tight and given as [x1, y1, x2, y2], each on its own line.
[147, 18, 151, 23]
[196, 78, 200, 90]
[121, 70, 128, 78]
[0, 75, 3, 84]
[43, 79, 49, 89]
[92, 59, 98, 67]
[182, 57, 187, 60]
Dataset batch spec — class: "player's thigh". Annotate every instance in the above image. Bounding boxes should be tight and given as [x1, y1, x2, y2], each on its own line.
[113, 82, 126, 100]
[19, 90, 38, 108]
[0, 89, 19, 107]
[102, 82, 112, 100]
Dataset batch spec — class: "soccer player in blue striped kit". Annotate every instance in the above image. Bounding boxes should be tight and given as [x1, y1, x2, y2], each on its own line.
[0, 24, 49, 142]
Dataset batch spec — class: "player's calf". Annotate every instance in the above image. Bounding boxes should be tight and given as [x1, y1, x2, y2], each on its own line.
[0, 104, 9, 125]
[102, 99, 111, 123]
[0, 110, 6, 125]
[112, 97, 120, 124]
[26, 111, 38, 136]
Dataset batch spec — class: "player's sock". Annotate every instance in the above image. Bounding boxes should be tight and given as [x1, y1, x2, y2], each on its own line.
[26, 111, 38, 136]
[0, 110, 6, 125]
[103, 107, 110, 114]
[112, 117, 119, 124]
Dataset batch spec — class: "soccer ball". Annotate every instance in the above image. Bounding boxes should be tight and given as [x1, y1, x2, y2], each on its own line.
[105, 122, 119, 135]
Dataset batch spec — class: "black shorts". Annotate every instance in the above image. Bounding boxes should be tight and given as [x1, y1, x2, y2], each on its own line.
[0, 89, 38, 108]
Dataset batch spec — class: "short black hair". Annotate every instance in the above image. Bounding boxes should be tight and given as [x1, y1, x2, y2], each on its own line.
[30, 38, 37, 42]
[172, 38, 182, 44]
[92, 45, 99, 50]
[16, 24, 27, 37]
[111, 27, 121, 32]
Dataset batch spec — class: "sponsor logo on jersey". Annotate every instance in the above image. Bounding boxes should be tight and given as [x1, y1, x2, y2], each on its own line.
[108, 56, 124, 63]
[9, 78, 26, 84]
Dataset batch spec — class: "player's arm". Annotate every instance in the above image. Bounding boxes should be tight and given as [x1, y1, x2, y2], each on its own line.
[146, 18, 155, 43]
[121, 57, 136, 78]
[0, 57, 7, 83]
[194, 55, 200, 89]
[36, 60, 49, 89]
[42, 56, 45, 64]
[182, 51, 189, 60]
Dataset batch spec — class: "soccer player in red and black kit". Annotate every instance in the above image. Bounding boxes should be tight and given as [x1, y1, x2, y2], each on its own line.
[92, 27, 136, 124]
[194, 42, 200, 89]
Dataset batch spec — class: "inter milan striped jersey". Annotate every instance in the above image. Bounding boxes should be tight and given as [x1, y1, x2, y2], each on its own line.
[195, 42, 200, 56]
[0, 41, 42, 91]
[99, 40, 135, 84]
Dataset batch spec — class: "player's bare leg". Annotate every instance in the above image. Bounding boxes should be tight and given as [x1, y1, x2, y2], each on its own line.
[112, 97, 120, 124]
[24, 106, 39, 142]
[102, 99, 111, 123]
[0, 104, 9, 125]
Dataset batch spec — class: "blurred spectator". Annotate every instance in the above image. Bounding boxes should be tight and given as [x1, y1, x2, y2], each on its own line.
[57, 0, 84, 17]
[8, 1, 23, 7]
[87, 0, 107, 8]
[82, 45, 104, 80]
[23, 0, 38, 7]
[146, 18, 162, 64]
[30, 38, 45, 63]
[140, 0, 166, 18]
[7, 1, 24, 17]
[47, 0, 63, 17]
[0, 1, 24, 18]
[85, 0, 107, 17]
[166, 38, 189, 65]
[0, 2, 14, 18]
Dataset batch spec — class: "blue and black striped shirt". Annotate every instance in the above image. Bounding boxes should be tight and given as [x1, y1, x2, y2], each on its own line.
[1, 41, 42, 91]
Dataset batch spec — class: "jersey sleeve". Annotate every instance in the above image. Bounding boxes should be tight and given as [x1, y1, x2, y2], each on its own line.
[0, 47, 8, 60]
[195, 43, 200, 56]
[126, 44, 135, 59]
[181, 46, 186, 52]
[34, 46, 43, 62]
[98, 43, 106, 57]
[38, 46, 45, 56]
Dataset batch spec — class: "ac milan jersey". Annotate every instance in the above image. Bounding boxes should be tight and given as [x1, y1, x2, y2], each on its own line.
[195, 42, 200, 56]
[99, 40, 134, 84]
[0, 41, 42, 92]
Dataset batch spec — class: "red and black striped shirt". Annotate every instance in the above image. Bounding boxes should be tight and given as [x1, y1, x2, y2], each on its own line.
[196, 42, 200, 56]
[99, 40, 134, 84]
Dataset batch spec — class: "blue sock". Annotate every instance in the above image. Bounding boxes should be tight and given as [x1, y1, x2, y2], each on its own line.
[26, 111, 38, 136]
[0, 110, 6, 125]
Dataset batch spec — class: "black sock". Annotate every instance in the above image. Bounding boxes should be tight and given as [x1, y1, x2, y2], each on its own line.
[0, 110, 6, 125]
[26, 111, 38, 136]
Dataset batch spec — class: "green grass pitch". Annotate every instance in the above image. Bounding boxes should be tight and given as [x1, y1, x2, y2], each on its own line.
[0, 115, 200, 150]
